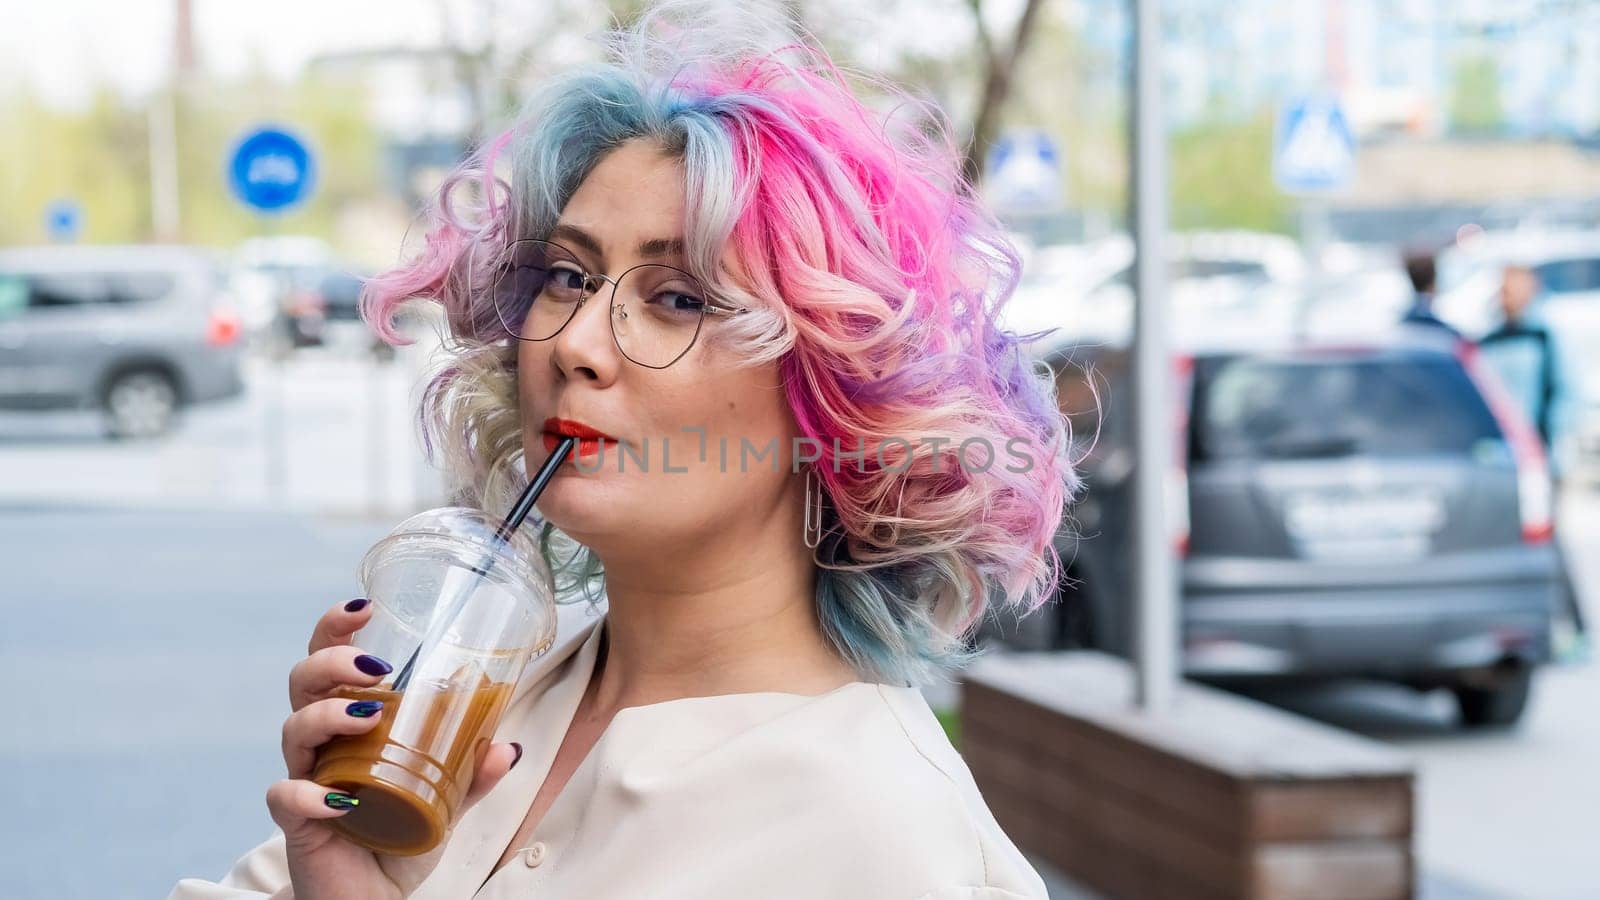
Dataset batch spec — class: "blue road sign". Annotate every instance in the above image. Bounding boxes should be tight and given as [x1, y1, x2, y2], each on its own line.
[985, 128, 1064, 214]
[44, 198, 82, 242]
[1274, 96, 1357, 194]
[228, 126, 316, 213]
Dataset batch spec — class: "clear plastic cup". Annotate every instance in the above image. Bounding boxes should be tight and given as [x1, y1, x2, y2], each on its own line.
[310, 507, 557, 856]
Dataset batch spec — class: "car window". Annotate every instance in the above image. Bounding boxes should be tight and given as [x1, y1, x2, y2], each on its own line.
[107, 271, 178, 304]
[1191, 352, 1503, 461]
[0, 274, 26, 319]
[26, 273, 108, 308]
[1532, 257, 1600, 294]
[1172, 259, 1269, 281]
[1100, 258, 1270, 287]
[319, 272, 365, 304]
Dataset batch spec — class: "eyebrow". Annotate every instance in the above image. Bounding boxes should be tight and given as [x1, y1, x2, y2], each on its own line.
[638, 236, 686, 259]
[549, 223, 685, 262]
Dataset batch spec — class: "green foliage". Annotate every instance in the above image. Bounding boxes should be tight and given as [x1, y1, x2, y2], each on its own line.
[1170, 110, 1293, 234]
[0, 6, 1297, 252]
[1449, 55, 1504, 136]
[0, 70, 381, 249]
[179, 72, 383, 248]
[935, 706, 963, 749]
[970, 2, 1290, 235]
[0, 89, 150, 245]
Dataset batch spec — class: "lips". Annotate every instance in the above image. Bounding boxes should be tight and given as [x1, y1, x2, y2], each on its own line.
[541, 417, 617, 460]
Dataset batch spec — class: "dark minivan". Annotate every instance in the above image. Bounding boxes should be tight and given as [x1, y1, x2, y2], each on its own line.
[999, 329, 1568, 727]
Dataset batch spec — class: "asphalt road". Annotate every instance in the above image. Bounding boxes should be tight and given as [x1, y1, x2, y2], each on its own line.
[0, 505, 391, 899]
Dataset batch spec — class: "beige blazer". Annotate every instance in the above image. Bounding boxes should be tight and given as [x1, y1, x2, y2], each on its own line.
[169, 602, 1047, 899]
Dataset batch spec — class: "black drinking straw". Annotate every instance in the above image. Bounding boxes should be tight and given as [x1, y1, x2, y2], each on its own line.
[391, 436, 576, 691]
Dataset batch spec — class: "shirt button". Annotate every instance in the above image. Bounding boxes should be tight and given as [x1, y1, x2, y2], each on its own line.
[523, 842, 547, 868]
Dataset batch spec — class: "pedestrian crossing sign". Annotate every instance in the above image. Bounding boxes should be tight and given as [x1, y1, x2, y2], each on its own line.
[1274, 96, 1357, 194]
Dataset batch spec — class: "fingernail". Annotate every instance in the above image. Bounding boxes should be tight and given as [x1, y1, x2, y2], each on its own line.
[324, 792, 360, 810]
[346, 700, 383, 718]
[344, 598, 370, 613]
[509, 742, 524, 770]
[354, 654, 392, 677]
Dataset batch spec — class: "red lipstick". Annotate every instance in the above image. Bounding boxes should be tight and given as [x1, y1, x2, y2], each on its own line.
[541, 417, 617, 460]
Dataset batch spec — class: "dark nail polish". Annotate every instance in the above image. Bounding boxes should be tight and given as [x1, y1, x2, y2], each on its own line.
[324, 792, 360, 810]
[354, 654, 392, 677]
[344, 598, 369, 613]
[346, 700, 383, 718]
[509, 742, 524, 770]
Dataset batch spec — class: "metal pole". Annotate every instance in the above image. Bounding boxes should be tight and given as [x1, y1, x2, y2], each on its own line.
[266, 308, 288, 507]
[1295, 196, 1330, 340]
[1130, 0, 1178, 711]
[263, 216, 288, 508]
[149, 0, 192, 242]
[368, 345, 389, 516]
[148, 90, 180, 241]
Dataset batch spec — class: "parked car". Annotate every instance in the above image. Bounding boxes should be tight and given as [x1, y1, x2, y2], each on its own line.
[273, 266, 353, 348]
[298, 267, 380, 351]
[991, 328, 1567, 728]
[233, 237, 372, 350]
[0, 245, 246, 438]
[317, 269, 367, 322]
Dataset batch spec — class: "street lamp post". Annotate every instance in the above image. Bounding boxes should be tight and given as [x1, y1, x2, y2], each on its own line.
[1130, 0, 1178, 712]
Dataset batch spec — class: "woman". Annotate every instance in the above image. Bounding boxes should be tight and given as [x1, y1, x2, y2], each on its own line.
[171, 3, 1075, 898]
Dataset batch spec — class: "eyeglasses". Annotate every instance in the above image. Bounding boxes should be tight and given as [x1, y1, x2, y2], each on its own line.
[489, 238, 749, 369]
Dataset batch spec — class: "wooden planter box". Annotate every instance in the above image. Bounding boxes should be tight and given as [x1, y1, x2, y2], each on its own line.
[961, 652, 1416, 900]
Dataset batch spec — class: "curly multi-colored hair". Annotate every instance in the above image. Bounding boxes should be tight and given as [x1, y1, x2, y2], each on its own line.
[362, 0, 1079, 687]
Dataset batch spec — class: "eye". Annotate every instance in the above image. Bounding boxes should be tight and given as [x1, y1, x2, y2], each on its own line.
[543, 264, 588, 298]
[649, 287, 705, 313]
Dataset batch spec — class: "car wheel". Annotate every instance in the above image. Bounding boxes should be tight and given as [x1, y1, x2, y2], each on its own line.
[104, 370, 179, 439]
[1453, 667, 1533, 729]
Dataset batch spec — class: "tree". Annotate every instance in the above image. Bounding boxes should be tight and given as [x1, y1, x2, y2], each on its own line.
[0, 67, 384, 250]
[960, 0, 1050, 189]
[0, 88, 150, 245]
[1449, 55, 1504, 137]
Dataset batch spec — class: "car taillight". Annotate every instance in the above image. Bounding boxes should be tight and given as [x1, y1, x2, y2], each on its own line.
[1172, 354, 1194, 557]
[1518, 468, 1554, 543]
[207, 309, 241, 347]
[1457, 340, 1553, 543]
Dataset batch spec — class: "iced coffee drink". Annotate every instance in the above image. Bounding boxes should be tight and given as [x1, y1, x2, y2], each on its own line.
[309, 507, 556, 856]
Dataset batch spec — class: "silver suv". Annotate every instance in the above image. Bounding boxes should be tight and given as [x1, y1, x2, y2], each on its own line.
[988, 329, 1571, 728]
[0, 245, 246, 438]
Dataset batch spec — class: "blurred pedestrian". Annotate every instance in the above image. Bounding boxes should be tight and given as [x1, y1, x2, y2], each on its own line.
[1479, 264, 1578, 480]
[1399, 246, 1462, 337]
[1479, 263, 1588, 662]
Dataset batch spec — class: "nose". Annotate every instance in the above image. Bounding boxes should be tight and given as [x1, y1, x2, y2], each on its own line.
[549, 280, 622, 385]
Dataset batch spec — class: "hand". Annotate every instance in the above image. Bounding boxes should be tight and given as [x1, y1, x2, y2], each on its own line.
[265, 599, 521, 900]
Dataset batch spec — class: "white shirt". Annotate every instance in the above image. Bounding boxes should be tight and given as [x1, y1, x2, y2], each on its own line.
[170, 602, 1047, 899]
